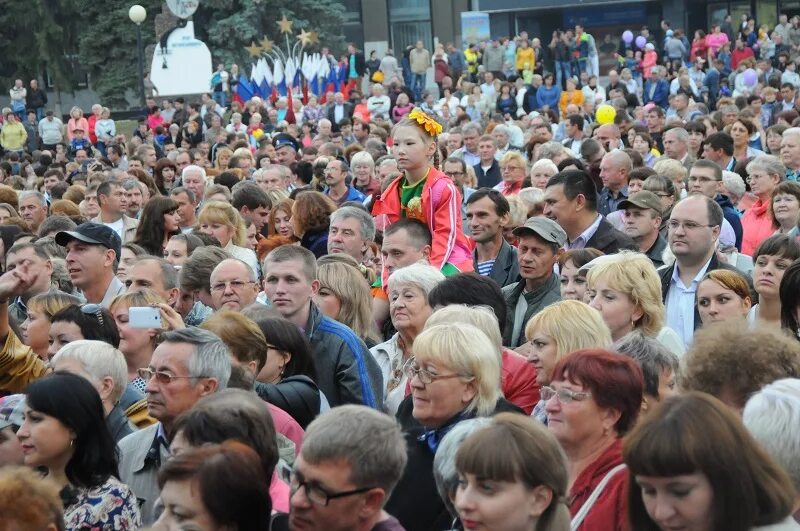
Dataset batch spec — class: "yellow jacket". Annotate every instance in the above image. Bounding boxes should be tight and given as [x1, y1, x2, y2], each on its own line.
[465, 48, 479, 74]
[515, 47, 535, 72]
[559, 89, 585, 118]
[0, 121, 27, 152]
[0, 331, 47, 393]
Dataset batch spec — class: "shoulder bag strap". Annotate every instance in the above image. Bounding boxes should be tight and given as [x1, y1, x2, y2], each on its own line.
[570, 463, 627, 531]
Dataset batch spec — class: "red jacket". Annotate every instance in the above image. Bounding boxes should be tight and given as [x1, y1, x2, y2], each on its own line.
[372, 166, 473, 272]
[501, 348, 540, 415]
[741, 198, 776, 256]
[732, 47, 755, 70]
[569, 439, 629, 531]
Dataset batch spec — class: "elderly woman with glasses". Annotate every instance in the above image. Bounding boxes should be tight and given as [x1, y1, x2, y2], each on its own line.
[742, 154, 785, 255]
[494, 151, 527, 196]
[385, 322, 522, 531]
[544, 349, 643, 531]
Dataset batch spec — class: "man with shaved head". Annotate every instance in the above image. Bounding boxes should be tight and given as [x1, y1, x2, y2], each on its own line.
[595, 123, 623, 151]
[597, 149, 632, 216]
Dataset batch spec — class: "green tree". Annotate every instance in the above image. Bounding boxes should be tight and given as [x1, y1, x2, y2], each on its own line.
[0, 0, 80, 91]
[194, 0, 346, 71]
[76, 0, 163, 107]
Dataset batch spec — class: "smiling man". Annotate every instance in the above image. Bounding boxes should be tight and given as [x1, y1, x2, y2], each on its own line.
[327, 206, 375, 263]
[466, 189, 518, 288]
[501, 217, 566, 347]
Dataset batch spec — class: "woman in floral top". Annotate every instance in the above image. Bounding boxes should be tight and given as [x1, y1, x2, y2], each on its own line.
[17, 372, 141, 530]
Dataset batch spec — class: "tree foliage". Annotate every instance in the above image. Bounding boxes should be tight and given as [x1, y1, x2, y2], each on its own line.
[0, 0, 346, 107]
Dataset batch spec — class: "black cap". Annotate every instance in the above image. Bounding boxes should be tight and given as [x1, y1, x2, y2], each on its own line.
[272, 132, 299, 152]
[55, 222, 121, 259]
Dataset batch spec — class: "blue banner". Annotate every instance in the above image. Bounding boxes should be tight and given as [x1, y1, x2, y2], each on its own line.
[461, 12, 491, 44]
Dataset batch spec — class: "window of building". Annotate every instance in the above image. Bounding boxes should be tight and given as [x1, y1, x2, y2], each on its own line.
[388, 0, 432, 54]
[342, 0, 364, 49]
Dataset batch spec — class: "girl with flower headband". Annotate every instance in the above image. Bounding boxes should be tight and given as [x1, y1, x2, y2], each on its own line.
[372, 108, 473, 280]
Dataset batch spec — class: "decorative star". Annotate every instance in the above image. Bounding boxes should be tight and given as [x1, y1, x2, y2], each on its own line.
[296, 29, 312, 47]
[259, 36, 274, 52]
[245, 41, 263, 57]
[308, 31, 320, 45]
[277, 14, 293, 34]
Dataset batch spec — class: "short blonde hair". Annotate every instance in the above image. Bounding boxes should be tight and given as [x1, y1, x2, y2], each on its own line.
[427, 305, 503, 355]
[653, 158, 687, 185]
[525, 300, 612, 359]
[586, 251, 665, 336]
[109, 289, 166, 328]
[500, 151, 527, 172]
[198, 200, 247, 246]
[506, 195, 528, 227]
[350, 151, 375, 169]
[413, 323, 502, 417]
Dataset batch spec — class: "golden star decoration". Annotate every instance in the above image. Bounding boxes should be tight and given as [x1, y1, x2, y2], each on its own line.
[259, 36, 274, 52]
[277, 14, 293, 34]
[308, 31, 320, 45]
[296, 29, 313, 47]
[245, 41, 263, 57]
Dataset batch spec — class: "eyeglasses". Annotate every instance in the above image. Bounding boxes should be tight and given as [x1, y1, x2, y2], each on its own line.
[210, 280, 256, 293]
[137, 368, 207, 384]
[540, 385, 592, 403]
[746, 173, 773, 183]
[81, 303, 104, 326]
[402, 357, 470, 385]
[444, 171, 465, 177]
[667, 219, 716, 231]
[289, 471, 376, 506]
[502, 165, 524, 172]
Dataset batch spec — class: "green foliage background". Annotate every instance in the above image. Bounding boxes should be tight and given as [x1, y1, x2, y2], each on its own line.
[0, 0, 345, 108]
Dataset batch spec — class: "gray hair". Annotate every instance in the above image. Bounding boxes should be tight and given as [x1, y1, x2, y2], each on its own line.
[181, 164, 207, 180]
[461, 122, 482, 136]
[613, 330, 679, 399]
[722, 170, 746, 201]
[492, 124, 510, 137]
[427, 305, 503, 354]
[432, 418, 492, 518]
[783, 127, 800, 141]
[350, 151, 375, 169]
[162, 327, 231, 389]
[743, 378, 800, 493]
[330, 205, 376, 242]
[122, 178, 145, 193]
[387, 262, 445, 297]
[301, 405, 407, 498]
[531, 158, 558, 175]
[19, 190, 47, 207]
[604, 149, 633, 173]
[52, 340, 128, 404]
[746, 154, 786, 181]
[133, 256, 179, 290]
[537, 141, 570, 162]
[210, 258, 257, 284]
[664, 127, 689, 144]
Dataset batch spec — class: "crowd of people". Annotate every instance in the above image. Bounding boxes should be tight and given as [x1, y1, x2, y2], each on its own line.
[1, 11, 800, 531]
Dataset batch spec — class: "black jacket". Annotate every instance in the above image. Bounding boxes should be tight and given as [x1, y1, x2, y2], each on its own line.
[385, 396, 524, 531]
[584, 217, 637, 255]
[326, 102, 354, 131]
[255, 375, 321, 429]
[26, 88, 47, 109]
[473, 160, 501, 188]
[659, 253, 754, 331]
[474, 239, 520, 289]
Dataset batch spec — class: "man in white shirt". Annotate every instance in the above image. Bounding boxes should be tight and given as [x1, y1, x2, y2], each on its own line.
[92, 181, 138, 244]
[660, 195, 738, 347]
[366, 84, 391, 120]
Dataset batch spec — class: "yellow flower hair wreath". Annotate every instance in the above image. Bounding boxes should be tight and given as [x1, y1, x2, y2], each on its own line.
[408, 108, 443, 137]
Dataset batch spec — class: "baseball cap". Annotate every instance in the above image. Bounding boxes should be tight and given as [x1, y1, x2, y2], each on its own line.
[513, 217, 568, 247]
[0, 394, 25, 430]
[618, 191, 664, 215]
[55, 222, 122, 259]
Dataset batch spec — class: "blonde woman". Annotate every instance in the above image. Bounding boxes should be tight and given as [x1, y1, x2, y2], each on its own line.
[109, 289, 167, 393]
[586, 251, 685, 356]
[19, 292, 82, 359]
[315, 260, 381, 348]
[494, 151, 527, 196]
[66, 106, 89, 142]
[197, 200, 259, 273]
[524, 300, 612, 423]
[215, 147, 234, 170]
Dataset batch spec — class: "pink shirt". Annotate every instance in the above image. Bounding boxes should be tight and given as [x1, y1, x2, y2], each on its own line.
[270, 472, 291, 513]
[267, 402, 304, 455]
[706, 33, 729, 55]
